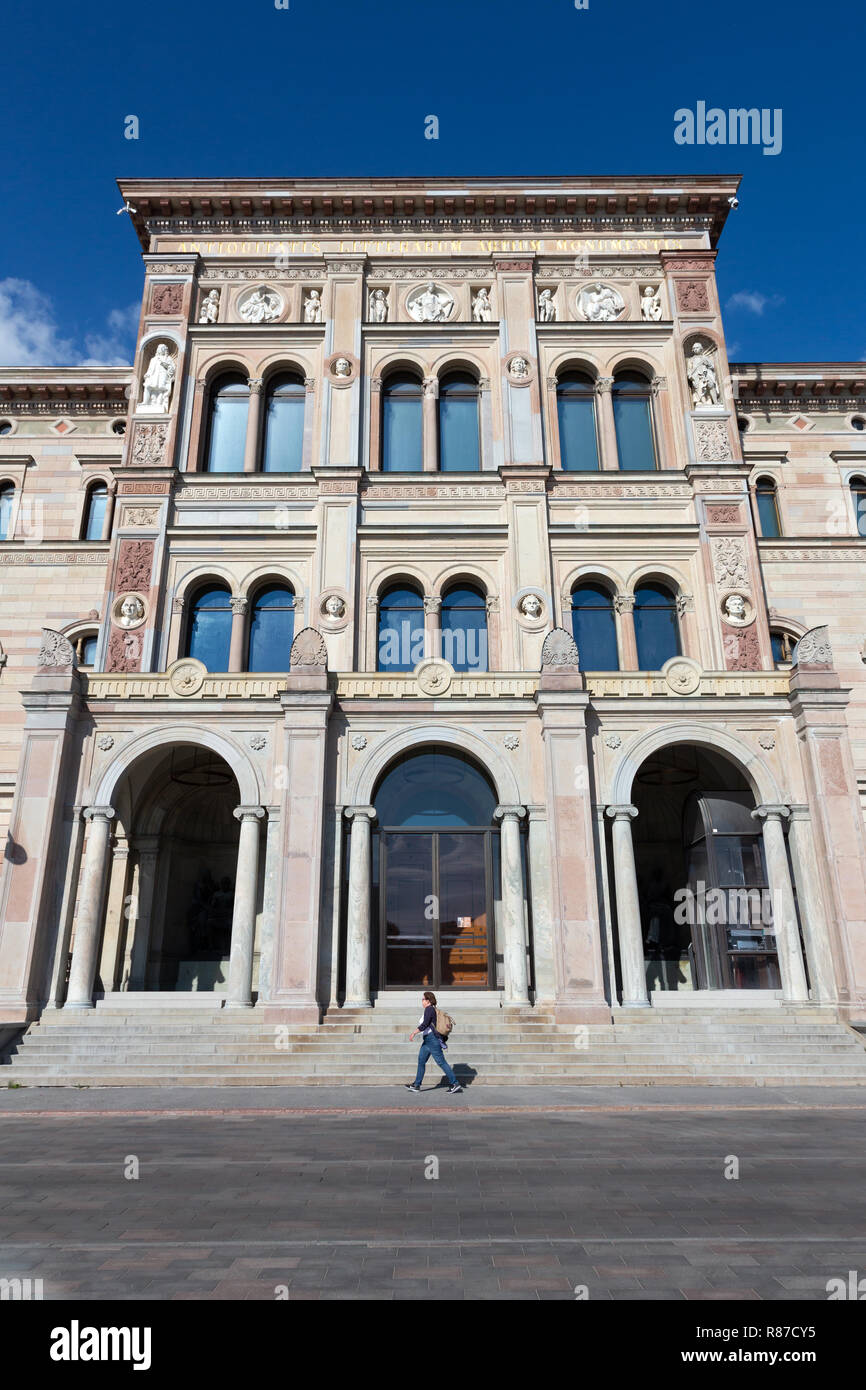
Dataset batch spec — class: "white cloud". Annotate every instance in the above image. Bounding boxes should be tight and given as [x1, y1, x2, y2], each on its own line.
[0, 278, 137, 367]
[725, 290, 785, 316]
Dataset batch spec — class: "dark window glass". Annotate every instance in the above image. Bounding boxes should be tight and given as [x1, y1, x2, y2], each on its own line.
[441, 585, 488, 672]
[851, 478, 866, 537]
[382, 374, 423, 473]
[262, 374, 305, 473]
[613, 372, 656, 472]
[248, 584, 295, 672]
[377, 585, 425, 671]
[187, 585, 232, 671]
[571, 583, 618, 669]
[771, 631, 795, 667]
[375, 748, 497, 827]
[205, 374, 249, 474]
[634, 582, 681, 668]
[0, 484, 14, 540]
[755, 479, 781, 537]
[80, 634, 98, 667]
[557, 373, 599, 472]
[83, 484, 107, 540]
[438, 373, 480, 472]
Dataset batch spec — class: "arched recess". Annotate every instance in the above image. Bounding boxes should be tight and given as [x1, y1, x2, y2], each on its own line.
[349, 723, 521, 808]
[607, 723, 782, 810]
[93, 725, 262, 808]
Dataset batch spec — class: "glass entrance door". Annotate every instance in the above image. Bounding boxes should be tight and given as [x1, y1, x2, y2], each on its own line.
[381, 829, 492, 989]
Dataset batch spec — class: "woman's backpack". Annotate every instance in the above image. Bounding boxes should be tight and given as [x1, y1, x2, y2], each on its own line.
[436, 1009, 455, 1038]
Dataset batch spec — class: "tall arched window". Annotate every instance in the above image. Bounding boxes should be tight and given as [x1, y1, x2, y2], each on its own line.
[0, 483, 14, 541]
[204, 373, 249, 473]
[438, 372, 480, 472]
[261, 373, 305, 473]
[571, 582, 618, 670]
[247, 584, 295, 671]
[613, 371, 657, 472]
[377, 585, 425, 671]
[754, 477, 781, 537]
[82, 482, 108, 540]
[850, 476, 866, 537]
[186, 584, 232, 671]
[382, 373, 423, 472]
[441, 585, 488, 672]
[634, 582, 681, 669]
[557, 372, 599, 471]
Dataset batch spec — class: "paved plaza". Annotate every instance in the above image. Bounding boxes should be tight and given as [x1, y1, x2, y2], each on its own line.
[1, 1086, 864, 1300]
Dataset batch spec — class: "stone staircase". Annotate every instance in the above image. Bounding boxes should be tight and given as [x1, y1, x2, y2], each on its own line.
[3, 1002, 866, 1086]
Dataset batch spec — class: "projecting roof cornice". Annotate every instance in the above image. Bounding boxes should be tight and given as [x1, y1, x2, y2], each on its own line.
[116, 174, 741, 252]
[0, 367, 132, 410]
[732, 363, 866, 403]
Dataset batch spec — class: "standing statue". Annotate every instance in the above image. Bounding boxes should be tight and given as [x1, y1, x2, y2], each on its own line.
[304, 290, 323, 323]
[640, 285, 662, 321]
[687, 342, 721, 407]
[140, 343, 176, 413]
[537, 288, 557, 322]
[472, 288, 493, 322]
[369, 289, 389, 323]
[198, 289, 220, 324]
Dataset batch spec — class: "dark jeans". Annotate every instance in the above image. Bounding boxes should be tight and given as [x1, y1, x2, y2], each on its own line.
[413, 1033, 457, 1087]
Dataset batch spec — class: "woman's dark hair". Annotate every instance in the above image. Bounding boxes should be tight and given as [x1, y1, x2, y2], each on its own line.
[423, 991, 437, 1005]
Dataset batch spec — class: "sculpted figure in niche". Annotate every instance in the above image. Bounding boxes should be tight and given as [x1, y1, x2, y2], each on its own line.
[239, 290, 282, 323]
[409, 281, 454, 323]
[332, 357, 352, 378]
[140, 343, 176, 413]
[472, 288, 493, 322]
[118, 595, 146, 627]
[509, 356, 530, 380]
[369, 289, 389, 323]
[519, 593, 542, 618]
[304, 290, 323, 323]
[198, 289, 220, 324]
[723, 593, 748, 622]
[641, 285, 662, 321]
[687, 341, 721, 407]
[578, 283, 624, 322]
[537, 288, 557, 322]
[324, 595, 346, 618]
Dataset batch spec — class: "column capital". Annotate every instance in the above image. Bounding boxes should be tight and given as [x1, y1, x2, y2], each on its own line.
[345, 805, 377, 824]
[787, 804, 811, 821]
[247, 377, 264, 395]
[424, 595, 442, 615]
[651, 375, 667, 397]
[614, 593, 634, 614]
[233, 805, 265, 823]
[597, 377, 614, 394]
[83, 805, 115, 823]
[230, 595, 249, 616]
[606, 803, 638, 822]
[423, 376, 439, 399]
[752, 803, 791, 824]
[494, 804, 527, 822]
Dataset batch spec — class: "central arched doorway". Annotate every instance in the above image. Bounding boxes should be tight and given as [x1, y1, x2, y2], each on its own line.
[372, 747, 499, 990]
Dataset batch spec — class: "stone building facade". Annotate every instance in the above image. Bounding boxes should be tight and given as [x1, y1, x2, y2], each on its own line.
[1, 176, 866, 1042]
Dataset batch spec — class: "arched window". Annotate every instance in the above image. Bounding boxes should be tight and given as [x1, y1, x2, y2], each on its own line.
[261, 373, 305, 473]
[570, 582, 618, 670]
[770, 631, 796, 669]
[82, 482, 108, 540]
[0, 483, 14, 541]
[633, 582, 681, 668]
[438, 372, 480, 472]
[377, 585, 424, 671]
[382, 373, 423, 472]
[186, 584, 232, 671]
[247, 584, 295, 671]
[557, 372, 599, 472]
[754, 477, 781, 537]
[850, 476, 866, 537]
[612, 371, 657, 472]
[204, 373, 249, 473]
[441, 585, 488, 672]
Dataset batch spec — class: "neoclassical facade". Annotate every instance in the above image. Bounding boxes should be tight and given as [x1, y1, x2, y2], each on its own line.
[2, 175, 866, 1042]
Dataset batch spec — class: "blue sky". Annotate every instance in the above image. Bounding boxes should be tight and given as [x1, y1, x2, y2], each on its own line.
[0, 0, 862, 367]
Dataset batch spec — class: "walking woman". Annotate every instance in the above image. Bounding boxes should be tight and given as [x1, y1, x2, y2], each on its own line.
[405, 991, 463, 1093]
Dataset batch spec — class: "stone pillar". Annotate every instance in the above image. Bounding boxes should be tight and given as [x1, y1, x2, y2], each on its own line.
[494, 805, 530, 1005]
[422, 376, 438, 472]
[596, 378, 619, 470]
[615, 594, 638, 668]
[256, 807, 282, 1002]
[126, 837, 159, 990]
[605, 805, 648, 1007]
[676, 592, 701, 663]
[327, 806, 345, 1011]
[650, 375, 673, 470]
[243, 377, 263, 473]
[752, 805, 809, 1003]
[526, 806, 555, 1003]
[226, 806, 265, 1008]
[228, 596, 248, 673]
[101, 481, 117, 541]
[97, 840, 130, 993]
[65, 807, 116, 1010]
[344, 806, 376, 1007]
[48, 806, 85, 1007]
[787, 805, 837, 1003]
[424, 595, 441, 661]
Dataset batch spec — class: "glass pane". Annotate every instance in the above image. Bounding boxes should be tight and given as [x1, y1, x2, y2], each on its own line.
[188, 588, 232, 671]
[262, 382, 304, 473]
[441, 589, 487, 672]
[377, 589, 425, 672]
[439, 382, 479, 472]
[634, 587, 680, 668]
[84, 487, 107, 540]
[439, 833, 488, 985]
[206, 382, 248, 473]
[248, 586, 295, 671]
[80, 635, 97, 667]
[756, 488, 781, 537]
[383, 381, 423, 472]
[613, 392, 656, 472]
[558, 393, 599, 471]
[0, 486, 14, 540]
[571, 586, 618, 669]
[384, 832, 434, 987]
[375, 748, 497, 827]
[853, 487, 866, 537]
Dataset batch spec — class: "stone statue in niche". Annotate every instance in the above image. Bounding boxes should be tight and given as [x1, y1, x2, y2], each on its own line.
[519, 593, 543, 618]
[722, 593, 749, 624]
[324, 595, 346, 618]
[472, 288, 493, 321]
[117, 595, 146, 628]
[198, 289, 220, 324]
[304, 290, 323, 322]
[407, 281, 454, 323]
[509, 356, 530, 380]
[332, 357, 352, 378]
[687, 341, 721, 407]
[537, 289, 557, 322]
[239, 289, 282, 323]
[369, 289, 389, 323]
[640, 285, 662, 321]
[140, 343, 176, 413]
[577, 283, 625, 321]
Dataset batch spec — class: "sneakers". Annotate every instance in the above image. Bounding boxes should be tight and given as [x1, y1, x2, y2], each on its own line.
[405, 1083, 421, 1092]
[448, 1083, 464, 1093]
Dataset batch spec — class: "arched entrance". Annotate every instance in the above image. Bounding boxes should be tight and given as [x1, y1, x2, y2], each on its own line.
[372, 747, 500, 990]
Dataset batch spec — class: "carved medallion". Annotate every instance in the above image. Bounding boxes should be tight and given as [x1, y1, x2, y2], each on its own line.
[168, 657, 206, 696]
[415, 659, 453, 696]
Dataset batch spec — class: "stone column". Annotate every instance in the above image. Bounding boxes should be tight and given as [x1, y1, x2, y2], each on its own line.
[422, 376, 438, 472]
[787, 805, 837, 1003]
[228, 596, 248, 673]
[226, 806, 265, 1008]
[97, 840, 130, 993]
[126, 837, 159, 990]
[48, 806, 85, 1007]
[676, 592, 701, 663]
[752, 805, 809, 1003]
[596, 378, 619, 471]
[650, 375, 673, 470]
[615, 594, 638, 668]
[66, 806, 115, 1010]
[243, 377, 263, 473]
[424, 595, 441, 661]
[494, 805, 530, 1005]
[328, 806, 345, 1011]
[101, 481, 117, 541]
[526, 807, 555, 1003]
[344, 806, 377, 1007]
[605, 805, 648, 1007]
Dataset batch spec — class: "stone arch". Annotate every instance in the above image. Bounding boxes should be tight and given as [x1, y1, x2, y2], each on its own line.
[432, 351, 485, 381]
[624, 562, 690, 597]
[239, 563, 303, 601]
[607, 722, 782, 808]
[349, 723, 521, 807]
[258, 352, 313, 385]
[605, 350, 664, 379]
[551, 353, 601, 381]
[92, 724, 262, 808]
[432, 563, 494, 598]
